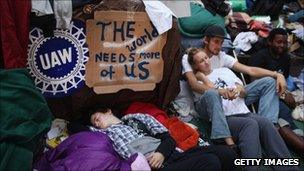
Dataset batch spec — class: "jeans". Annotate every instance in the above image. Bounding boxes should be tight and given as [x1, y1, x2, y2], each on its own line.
[226, 113, 297, 171]
[244, 77, 279, 123]
[162, 145, 237, 171]
[195, 77, 279, 139]
[278, 100, 297, 130]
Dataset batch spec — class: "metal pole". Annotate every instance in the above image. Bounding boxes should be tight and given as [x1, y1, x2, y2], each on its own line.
[232, 50, 257, 113]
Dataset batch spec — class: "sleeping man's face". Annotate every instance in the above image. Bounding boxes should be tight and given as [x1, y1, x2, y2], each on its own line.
[90, 109, 114, 129]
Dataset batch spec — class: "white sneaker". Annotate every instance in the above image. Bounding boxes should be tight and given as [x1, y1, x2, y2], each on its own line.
[292, 104, 304, 121]
[293, 129, 304, 137]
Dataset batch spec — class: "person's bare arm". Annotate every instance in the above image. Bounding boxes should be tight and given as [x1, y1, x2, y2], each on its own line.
[184, 71, 213, 94]
[232, 61, 286, 96]
[195, 72, 214, 88]
[186, 71, 237, 100]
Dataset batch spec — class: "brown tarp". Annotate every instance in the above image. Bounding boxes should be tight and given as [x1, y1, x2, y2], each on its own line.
[47, 0, 182, 120]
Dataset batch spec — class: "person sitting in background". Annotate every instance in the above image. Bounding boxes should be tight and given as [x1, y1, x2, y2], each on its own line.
[188, 48, 298, 171]
[249, 28, 304, 152]
[182, 25, 286, 147]
[89, 107, 237, 171]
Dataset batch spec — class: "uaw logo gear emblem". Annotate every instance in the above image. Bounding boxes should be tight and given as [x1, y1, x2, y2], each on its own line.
[27, 20, 89, 97]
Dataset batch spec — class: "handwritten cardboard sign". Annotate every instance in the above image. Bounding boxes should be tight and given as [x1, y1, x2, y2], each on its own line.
[85, 11, 167, 94]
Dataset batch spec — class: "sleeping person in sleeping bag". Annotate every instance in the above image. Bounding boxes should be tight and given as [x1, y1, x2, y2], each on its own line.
[89, 107, 237, 171]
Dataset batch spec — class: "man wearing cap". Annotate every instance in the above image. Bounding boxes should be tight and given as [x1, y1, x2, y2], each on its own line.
[182, 25, 286, 147]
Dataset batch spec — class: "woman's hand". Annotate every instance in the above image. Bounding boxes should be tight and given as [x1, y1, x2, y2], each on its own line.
[234, 83, 246, 98]
[146, 152, 165, 169]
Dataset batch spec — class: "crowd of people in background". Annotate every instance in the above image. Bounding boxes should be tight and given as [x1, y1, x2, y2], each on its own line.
[86, 25, 302, 171]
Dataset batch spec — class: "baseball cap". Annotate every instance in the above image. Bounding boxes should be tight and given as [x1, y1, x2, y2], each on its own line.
[203, 25, 226, 38]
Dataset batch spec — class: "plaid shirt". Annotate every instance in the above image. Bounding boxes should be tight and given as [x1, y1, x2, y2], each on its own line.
[90, 113, 168, 159]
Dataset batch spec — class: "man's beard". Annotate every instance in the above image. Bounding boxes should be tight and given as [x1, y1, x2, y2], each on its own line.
[271, 47, 287, 56]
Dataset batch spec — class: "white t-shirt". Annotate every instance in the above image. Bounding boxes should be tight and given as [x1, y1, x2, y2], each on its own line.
[182, 51, 237, 75]
[193, 68, 250, 116]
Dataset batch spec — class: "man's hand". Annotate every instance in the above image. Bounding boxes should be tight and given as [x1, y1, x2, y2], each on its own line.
[218, 88, 237, 100]
[275, 73, 287, 96]
[284, 91, 296, 109]
[147, 152, 165, 169]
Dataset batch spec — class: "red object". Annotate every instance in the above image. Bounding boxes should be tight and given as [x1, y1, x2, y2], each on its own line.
[249, 20, 271, 38]
[124, 102, 169, 124]
[125, 102, 199, 151]
[0, 0, 31, 69]
[164, 117, 199, 151]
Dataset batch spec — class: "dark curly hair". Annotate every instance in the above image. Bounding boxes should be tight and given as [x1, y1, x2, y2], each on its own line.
[268, 28, 287, 42]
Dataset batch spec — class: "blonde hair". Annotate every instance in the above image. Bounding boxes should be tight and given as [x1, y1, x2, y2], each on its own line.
[187, 47, 204, 65]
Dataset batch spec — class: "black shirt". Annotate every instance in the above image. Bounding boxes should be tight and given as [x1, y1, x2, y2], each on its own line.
[248, 48, 290, 78]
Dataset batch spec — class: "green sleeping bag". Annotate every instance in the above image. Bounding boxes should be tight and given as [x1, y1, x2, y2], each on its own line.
[178, 3, 226, 38]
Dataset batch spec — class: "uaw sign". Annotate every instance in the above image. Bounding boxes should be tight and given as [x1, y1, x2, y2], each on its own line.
[27, 20, 89, 97]
[85, 11, 167, 94]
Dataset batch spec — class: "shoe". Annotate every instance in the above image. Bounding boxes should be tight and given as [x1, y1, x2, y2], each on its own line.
[293, 128, 304, 137]
[292, 104, 304, 121]
[278, 126, 304, 156]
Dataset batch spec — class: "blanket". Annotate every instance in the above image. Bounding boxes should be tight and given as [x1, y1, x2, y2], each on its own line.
[0, 69, 53, 170]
